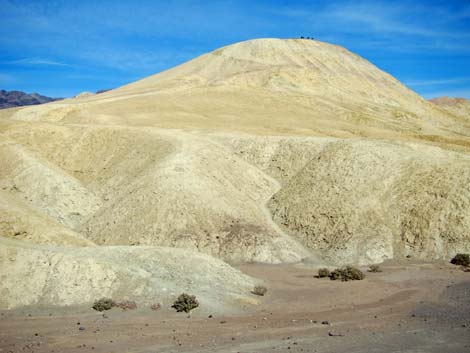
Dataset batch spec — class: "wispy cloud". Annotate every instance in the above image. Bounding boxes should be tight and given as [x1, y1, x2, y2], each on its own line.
[9, 58, 70, 67]
[405, 78, 470, 87]
[275, 0, 470, 45]
[0, 0, 468, 97]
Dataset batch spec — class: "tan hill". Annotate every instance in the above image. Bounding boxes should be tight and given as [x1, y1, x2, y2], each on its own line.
[8, 39, 469, 143]
[430, 96, 470, 119]
[0, 38, 469, 310]
[0, 237, 256, 311]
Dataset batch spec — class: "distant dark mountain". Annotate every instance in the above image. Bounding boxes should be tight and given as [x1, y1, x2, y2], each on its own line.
[0, 89, 61, 109]
[96, 88, 112, 94]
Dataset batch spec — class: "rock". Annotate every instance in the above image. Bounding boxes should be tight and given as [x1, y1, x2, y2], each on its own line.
[328, 331, 343, 337]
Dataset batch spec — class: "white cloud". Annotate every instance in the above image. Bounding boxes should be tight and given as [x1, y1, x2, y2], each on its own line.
[405, 78, 470, 87]
[278, 1, 470, 40]
[9, 58, 70, 67]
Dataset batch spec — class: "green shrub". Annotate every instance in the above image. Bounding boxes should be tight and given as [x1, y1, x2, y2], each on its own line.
[368, 264, 382, 273]
[252, 285, 268, 296]
[450, 253, 470, 267]
[317, 268, 330, 278]
[329, 266, 365, 281]
[172, 293, 199, 313]
[92, 297, 116, 311]
[329, 268, 343, 281]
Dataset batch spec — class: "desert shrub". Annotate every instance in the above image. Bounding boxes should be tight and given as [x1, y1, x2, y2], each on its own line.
[450, 253, 470, 267]
[150, 303, 161, 311]
[92, 297, 116, 311]
[329, 266, 365, 281]
[252, 285, 268, 296]
[368, 264, 382, 273]
[329, 268, 343, 281]
[115, 300, 137, 310]
[317, 268, 330, 278]
[172, 293, 199, 313]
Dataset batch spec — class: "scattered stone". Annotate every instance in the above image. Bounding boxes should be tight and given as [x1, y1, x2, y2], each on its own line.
[328, 331, 343, 337]
[79, 326, 85, 331]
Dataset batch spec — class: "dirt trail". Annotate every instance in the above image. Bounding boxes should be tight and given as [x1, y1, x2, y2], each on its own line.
[259, 173, 322, 264]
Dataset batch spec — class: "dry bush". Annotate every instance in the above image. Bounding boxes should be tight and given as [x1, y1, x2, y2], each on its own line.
[92, 297, 116, 311]
[150, 303, 161, 311]
[251, 285, 268, 296]
[329, 266, 365, 281]
[115, 300, 137, 310]
[317, 268, 330, 278]
[172, 293, 199, 313]
[450, 253, 470, 267]
[368, 264, 382, 273]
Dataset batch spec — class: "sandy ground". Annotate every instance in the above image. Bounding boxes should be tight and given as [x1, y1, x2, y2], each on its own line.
[1, 260, 469, 353]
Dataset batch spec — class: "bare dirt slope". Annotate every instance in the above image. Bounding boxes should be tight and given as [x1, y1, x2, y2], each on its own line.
[0, 38, 469, 311]
[430, 96, 470, 119]
[0, 237, 256, 312]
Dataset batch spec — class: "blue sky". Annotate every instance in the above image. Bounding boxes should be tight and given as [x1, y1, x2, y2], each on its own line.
[0, 0, 469, 98]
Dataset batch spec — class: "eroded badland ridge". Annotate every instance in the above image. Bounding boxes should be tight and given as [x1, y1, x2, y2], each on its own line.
[1, 38, 469, 311]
